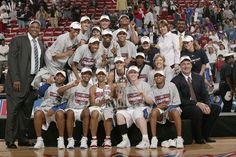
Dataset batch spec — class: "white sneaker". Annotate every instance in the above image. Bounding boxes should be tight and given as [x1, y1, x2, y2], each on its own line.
[176, 137, 184, 148]
[34, 138, 45, 149]
[135, 139, 150, 149]
[57, 137, 65, 149]
[150, 137, 158, 149]
[80, 137, 88, 149]
[117, 138, 131, 148]
[67, 138, 75, 149]
[103, 138, 112, 149]
[90, 139, 97, 149]
[161, 140, 169, 148]
[168, 139, 176, 147]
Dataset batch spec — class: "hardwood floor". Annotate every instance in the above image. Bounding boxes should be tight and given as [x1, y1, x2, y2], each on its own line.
[0, 137, 236, 157]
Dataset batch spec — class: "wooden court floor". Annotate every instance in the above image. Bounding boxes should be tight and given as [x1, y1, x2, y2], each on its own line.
[0, 137, 236, 157]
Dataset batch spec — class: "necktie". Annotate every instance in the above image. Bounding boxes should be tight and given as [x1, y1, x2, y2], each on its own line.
[179, 33, 182, 52]
[32, 38, 39, 74]
[187, 77, 197, 101]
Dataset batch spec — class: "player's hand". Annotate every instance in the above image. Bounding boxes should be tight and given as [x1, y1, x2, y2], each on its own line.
[130, 20, 136, 30]
[67, 49, 74, 56]
[46, 76, 54, 84]
[73, 79, 80, 86]
[13, 81, 21, 92]
[111, 43, 118, 56]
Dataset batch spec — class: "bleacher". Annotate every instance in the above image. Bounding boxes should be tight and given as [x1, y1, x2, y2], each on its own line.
[2, 0, 202, 46]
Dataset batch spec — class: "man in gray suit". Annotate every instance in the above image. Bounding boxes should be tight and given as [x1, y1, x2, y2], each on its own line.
[5, 20, 45, 148]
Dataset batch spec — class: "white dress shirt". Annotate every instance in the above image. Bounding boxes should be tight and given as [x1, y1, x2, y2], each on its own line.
[28, 33, 41, 75]
[158, 31, 180, 66]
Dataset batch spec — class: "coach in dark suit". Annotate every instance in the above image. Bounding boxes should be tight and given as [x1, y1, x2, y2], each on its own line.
[171, 56, 220, 144]
[5, 20, 45, 148]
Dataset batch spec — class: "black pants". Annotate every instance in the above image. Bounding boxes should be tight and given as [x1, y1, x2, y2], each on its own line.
[181, 104, 220, 141]
[219, 83, 232, 112]
[5, 89, 37, 143]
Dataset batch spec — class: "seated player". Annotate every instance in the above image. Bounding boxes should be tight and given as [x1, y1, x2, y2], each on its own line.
[33, 71, 66, 149]
[57, 67, 93, 149]
[115, 66, 154, 149]
[89, 68, 115, 149]
[150, 70, 184, 148]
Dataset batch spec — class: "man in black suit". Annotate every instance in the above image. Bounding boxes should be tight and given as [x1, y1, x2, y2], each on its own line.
[172, 19, 189, 52]
[171, 56, 220, 144]
[5, 20, 45, 148]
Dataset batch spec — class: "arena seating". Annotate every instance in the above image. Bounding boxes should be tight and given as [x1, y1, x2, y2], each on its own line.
[2, 0, 200, 46]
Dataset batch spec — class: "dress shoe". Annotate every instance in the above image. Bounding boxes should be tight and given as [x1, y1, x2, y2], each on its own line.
[6, 142, 17, 149]
[195, 139, 206, 144]
[205, 137, 216, 143]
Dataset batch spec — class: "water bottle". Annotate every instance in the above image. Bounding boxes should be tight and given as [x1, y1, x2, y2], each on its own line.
[231, 96, 236, 113]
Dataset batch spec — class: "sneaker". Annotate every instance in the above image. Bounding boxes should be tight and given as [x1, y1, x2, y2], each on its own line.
[135, 139, 150, 149]
[67, 138, 75, 149]
[150, 137, 158, 149]
[103, 138, 112, 149]
[161, 140, 169, 148]
[90, 139, 97, 149]
[34, 138, 45, 149]
[176, 137, 184, 148]
[57, 137, 65, 149]
[117, 138, 131, 148]
[168, 139, 176, 148]
[80, 137, 88, 149]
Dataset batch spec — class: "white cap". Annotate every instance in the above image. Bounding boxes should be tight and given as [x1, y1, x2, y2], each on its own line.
[136, 53, 145, 58]
[102, 29, 113, 36]
[154, 70, 165, 77]
[55, 70, 66, 77]
[100, 15, 110, 21]
[80, 16, 90, 23]
[70, 21, 81, 29]
[180, 56, 191, 63]
[118, 14, 129, 21]
[225, 91, 232, 101]
[96, 68, 107, 75]
[141, 36, 150, 44]
[81, 67, 92, 74]
[88, 37, 100, 44]
[92, 26, 101, 32]
[116, 28, 127, 36]
[127, 66, 139, 73]
[183, 35, 194, 42]
[114, 56, 124, 63]
[29, 20, 41, 26]
[224, 53, 234, 58]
